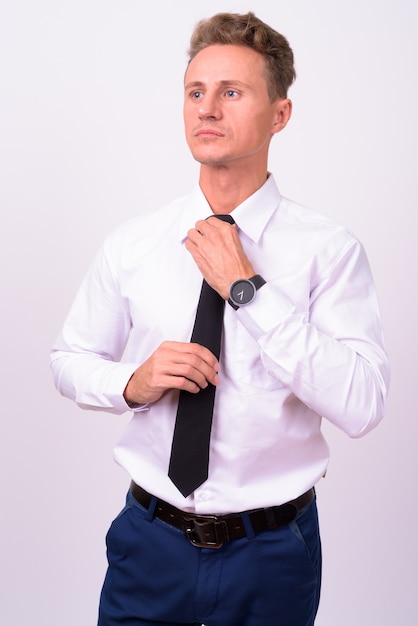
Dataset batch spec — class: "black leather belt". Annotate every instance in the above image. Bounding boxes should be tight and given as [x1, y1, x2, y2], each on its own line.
[130, 482, 315, 549]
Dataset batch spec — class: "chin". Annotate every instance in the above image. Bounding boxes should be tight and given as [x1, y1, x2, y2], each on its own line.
[191, 150, 232, 167]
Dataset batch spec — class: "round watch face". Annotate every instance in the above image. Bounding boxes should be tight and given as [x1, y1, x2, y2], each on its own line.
[229, 279, 256, 306]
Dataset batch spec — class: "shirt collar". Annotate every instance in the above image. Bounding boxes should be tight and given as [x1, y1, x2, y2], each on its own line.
[230, 174, 281, 243]
[177, 186, 213, 242]
[178, 173, 282, 244]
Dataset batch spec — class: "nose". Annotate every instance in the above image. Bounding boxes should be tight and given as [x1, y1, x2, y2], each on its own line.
[198, 92, 221, 120]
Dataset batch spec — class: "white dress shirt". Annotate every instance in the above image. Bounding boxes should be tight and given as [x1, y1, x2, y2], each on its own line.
[51, 175, 390, 514]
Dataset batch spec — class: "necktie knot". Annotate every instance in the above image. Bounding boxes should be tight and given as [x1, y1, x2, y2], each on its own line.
[209, 213, 235, 224]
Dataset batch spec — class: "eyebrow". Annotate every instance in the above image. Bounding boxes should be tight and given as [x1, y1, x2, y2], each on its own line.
[184, 79, 251, 90]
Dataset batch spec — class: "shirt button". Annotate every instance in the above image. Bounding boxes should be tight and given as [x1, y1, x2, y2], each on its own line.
[196, 490, 210, 502]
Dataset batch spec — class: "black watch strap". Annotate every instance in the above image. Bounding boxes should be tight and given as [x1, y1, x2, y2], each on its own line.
[248, 274, 266, 290]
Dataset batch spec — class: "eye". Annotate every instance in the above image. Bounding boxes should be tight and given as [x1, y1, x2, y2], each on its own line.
[225, 90, 239, 98]
[191, 91, 203, 100]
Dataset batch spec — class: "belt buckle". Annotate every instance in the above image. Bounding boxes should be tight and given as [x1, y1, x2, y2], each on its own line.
[183, 514, 228, 549]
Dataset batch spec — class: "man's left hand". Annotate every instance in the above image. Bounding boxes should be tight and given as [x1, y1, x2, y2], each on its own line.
[185, 216, 255, 299]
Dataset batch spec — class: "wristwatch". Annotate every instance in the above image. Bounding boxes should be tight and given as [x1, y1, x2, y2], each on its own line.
[228, 274, 266, 310]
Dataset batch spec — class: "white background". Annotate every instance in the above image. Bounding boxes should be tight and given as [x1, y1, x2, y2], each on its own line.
[1, 0, 417, 624]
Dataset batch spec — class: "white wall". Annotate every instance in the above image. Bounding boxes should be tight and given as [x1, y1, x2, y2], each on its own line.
[1, 1, 416, 624]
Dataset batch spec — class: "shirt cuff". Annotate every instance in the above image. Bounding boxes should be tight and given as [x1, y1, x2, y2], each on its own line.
[236, 281, 297, 339]
[105, 362, 150, 414]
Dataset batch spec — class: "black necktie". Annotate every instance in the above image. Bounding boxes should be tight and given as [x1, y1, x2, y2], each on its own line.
[168, 214, 234, 497]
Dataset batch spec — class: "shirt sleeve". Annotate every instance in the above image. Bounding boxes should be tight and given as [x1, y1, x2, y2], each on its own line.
[236, 237, 390, 437]
[50, 237, 145, 415]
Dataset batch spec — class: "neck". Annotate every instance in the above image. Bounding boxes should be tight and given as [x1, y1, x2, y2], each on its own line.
[198, 162, 269, 214]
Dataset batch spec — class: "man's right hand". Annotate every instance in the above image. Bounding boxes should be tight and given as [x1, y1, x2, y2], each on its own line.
[123, 341, 220, 406]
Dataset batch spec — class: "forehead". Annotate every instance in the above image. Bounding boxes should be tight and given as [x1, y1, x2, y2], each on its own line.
[185, 44, 267, 85]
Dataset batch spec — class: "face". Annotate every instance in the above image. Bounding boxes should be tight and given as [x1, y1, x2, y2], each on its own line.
[183, 44, 291, 170]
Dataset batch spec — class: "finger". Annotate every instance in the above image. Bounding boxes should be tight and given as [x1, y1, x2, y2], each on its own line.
[154, 361, 220, 395]
[193, 219, 222, 239]
[159, 342, 220, 384]
[167, 362, 209, 389]
[204, 216, 237, 235]
[163, 341, 219, 368]
[186, 227, 202, 245]
[171, 351, 220, 387]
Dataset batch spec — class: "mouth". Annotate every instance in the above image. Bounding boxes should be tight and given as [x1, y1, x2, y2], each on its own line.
[194, 128, 224, 138]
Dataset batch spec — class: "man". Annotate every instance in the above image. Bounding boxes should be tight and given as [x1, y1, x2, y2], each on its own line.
[51, 11, 389, 626]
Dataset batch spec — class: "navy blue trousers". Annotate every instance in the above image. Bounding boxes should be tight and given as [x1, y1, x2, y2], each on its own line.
[98, 490, 321, 626]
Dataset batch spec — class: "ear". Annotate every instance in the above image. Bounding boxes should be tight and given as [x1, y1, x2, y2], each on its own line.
[271, 98, 292, 135]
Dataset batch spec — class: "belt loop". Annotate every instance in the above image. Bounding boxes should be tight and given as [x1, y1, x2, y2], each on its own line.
[240, 511, 255, 539]
[143, 495, 158, 522]
[264, 507, 277, 530]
